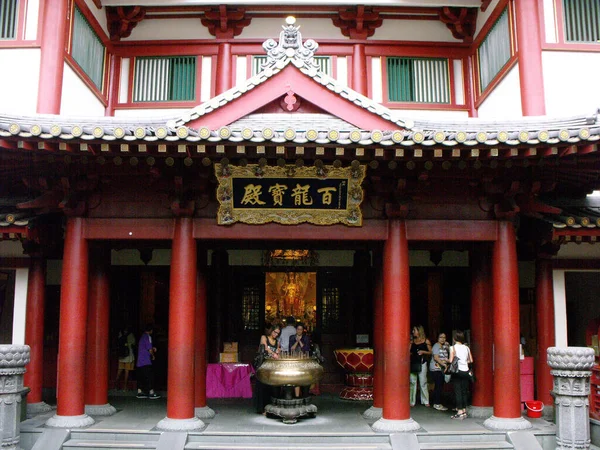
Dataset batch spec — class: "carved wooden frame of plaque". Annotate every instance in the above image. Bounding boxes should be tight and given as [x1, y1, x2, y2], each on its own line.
[215, 163, 365, 226]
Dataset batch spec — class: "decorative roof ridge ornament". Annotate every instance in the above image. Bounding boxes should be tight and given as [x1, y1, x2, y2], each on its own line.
[262, 16, 319, 71]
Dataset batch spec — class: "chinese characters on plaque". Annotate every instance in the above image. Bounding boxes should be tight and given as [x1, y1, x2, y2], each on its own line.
[216, 164, 365, 226]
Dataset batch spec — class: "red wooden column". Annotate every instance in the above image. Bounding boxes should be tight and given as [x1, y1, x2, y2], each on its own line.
[469, 247, 494, 416]
[363, 259, 383, 419]
[46, 217, 95, 428]
[515, 0, 546, 116]
[352, 44, 368, 96]
[24, 256, 53, 416]
[84, 250, 116, 416]
[195, 269, 215, 419]
[215, 43, 232, 96]
[535, 258, 555, 409]
[37, 0, 68, 114]
[372, 220, 419, 432]
[157, 217, 205, 430]
[483, 221, 531, 430]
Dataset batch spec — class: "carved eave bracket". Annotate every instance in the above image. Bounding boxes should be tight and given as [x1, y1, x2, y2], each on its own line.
[106, 6, 146, 41]
[439, 7, 477, 43]
[332, 6, 383, 40]
[201, 5, 251, 39]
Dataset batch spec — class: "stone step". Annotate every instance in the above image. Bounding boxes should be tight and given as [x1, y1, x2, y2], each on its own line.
[62, 439, 157, 449]
[418, 442, 513, 450]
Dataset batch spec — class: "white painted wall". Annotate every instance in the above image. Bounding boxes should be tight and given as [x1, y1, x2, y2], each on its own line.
[0, 48, 40, 114]
[336, 56, 348, 86]
[114, 108, 189, 118]
[81, 0, 109, 38]
[126, 18, 213, 40]
[242, 18, 343, 40]
[373, 19, 458, 42]
[542, 0, 558, 44]
[0, 241, 26, 258]
[543, 51, 600, 117]
[553, 269, 568, 347]
[12, 268, 28, 345]
[555, 242, 600, 259]
[24, 0, 40, 41]
[474, 0, 503, 39]
[477, 64, 522, 119]
[60, 64, 106, 116]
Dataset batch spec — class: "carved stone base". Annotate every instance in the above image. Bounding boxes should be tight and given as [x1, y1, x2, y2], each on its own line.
[264, 397, 317, 424]
[483, 415, 532, 431]
[85, 403, 117, 416]
[195, 406, 216, 419]
[467, 406, 493, 419]
[362, 406, 382, 420]
[541, 404, 554, 420]
[27, 401, 53, 417]
[339, 386, 373, 401]
[156, 416, 206, 431]
[371, 417, 421, 432]
[45, 413, 95, 428]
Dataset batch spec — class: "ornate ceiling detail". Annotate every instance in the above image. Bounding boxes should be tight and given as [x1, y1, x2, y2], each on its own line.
[200, 5, 251, 39]
[332, 6, 383, 40]
[106, 6, 146, 41]
[439, 7, 477, 43]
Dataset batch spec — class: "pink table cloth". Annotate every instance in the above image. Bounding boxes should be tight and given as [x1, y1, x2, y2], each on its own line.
[206, 363, 254, 398]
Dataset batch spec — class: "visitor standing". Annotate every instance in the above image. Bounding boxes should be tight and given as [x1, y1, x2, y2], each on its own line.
[136, 324, 161, 399]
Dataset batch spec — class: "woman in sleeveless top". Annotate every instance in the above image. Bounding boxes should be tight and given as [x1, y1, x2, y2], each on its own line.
[449, 329, 473, 420]
[410, 325, 432, 407]
[254, 325, 281, 414]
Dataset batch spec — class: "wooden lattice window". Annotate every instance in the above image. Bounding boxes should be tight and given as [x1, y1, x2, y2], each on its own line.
[387, 57, 450, 103]
[242, 286, 261, 331]
[133, 56, 197, 102]
[478, 9, 511, 92]
[321, 286, 340, 331]
[0, 0, 18, 39]
[562, 0, 600, 42]
[252, 55, 332, 76]
[71, 7, 105, 90]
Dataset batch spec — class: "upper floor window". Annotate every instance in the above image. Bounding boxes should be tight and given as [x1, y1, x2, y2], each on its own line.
[386, 57, 450, 103]
[478, 9, 511, 92]
[252, 55, 332, 76]
[0, 0, 19, 40]
[71, 7, 106, 90]
[562, 0, 600, 42]
[133, 56, 197, 102]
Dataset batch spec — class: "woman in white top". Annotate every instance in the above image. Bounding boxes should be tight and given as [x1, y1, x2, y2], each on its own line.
[448, 330, 473, 420]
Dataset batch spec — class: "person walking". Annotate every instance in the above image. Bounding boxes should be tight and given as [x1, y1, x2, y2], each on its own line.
[136, 323, 161, 399]
[449, 330, 473, 419]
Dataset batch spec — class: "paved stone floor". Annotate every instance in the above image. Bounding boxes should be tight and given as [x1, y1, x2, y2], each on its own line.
[23, 392, 556, 436]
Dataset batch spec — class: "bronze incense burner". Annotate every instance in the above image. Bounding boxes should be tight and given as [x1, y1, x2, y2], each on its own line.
[256, 354, 323, 424]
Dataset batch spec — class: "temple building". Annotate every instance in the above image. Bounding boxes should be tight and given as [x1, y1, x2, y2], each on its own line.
[1, 0, 600, 440]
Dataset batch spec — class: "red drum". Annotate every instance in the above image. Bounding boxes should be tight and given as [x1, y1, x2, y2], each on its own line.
[334, 348, 374, 401]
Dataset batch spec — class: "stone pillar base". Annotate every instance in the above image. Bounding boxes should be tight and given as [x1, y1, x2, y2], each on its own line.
[85, 403, 117, 416]
[27, 401, 53, 417]
[483, 415, 532, 431]
[467, 406, 493, 419]
[46, 413, 95, 428]
[195, 406, 215, 419]
[156, 416, 206, 431]
[541, 404, 554, 420]
[362, 406, 382, 420]
[372, 417, 420, 432]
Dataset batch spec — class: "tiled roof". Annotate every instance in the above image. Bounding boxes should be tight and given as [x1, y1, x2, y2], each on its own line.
[538, 197, 600, 230]
[1, 20, 600, 150]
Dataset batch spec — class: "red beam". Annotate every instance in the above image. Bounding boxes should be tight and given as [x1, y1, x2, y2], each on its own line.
[83, 218, 499, 241]
[406, 220, 497, 241]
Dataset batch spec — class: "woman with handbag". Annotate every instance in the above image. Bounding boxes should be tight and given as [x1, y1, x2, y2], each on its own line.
[254, 325, 281, 414]
[409, 325, 432, 407]
[448, 330, 473, 420]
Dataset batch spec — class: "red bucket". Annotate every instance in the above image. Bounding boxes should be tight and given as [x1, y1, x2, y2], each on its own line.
[525, 400, 544, 418]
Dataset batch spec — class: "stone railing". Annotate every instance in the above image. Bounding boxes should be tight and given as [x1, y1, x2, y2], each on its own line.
[0, 345, 30, 450]
[548, 346, 596, 450]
